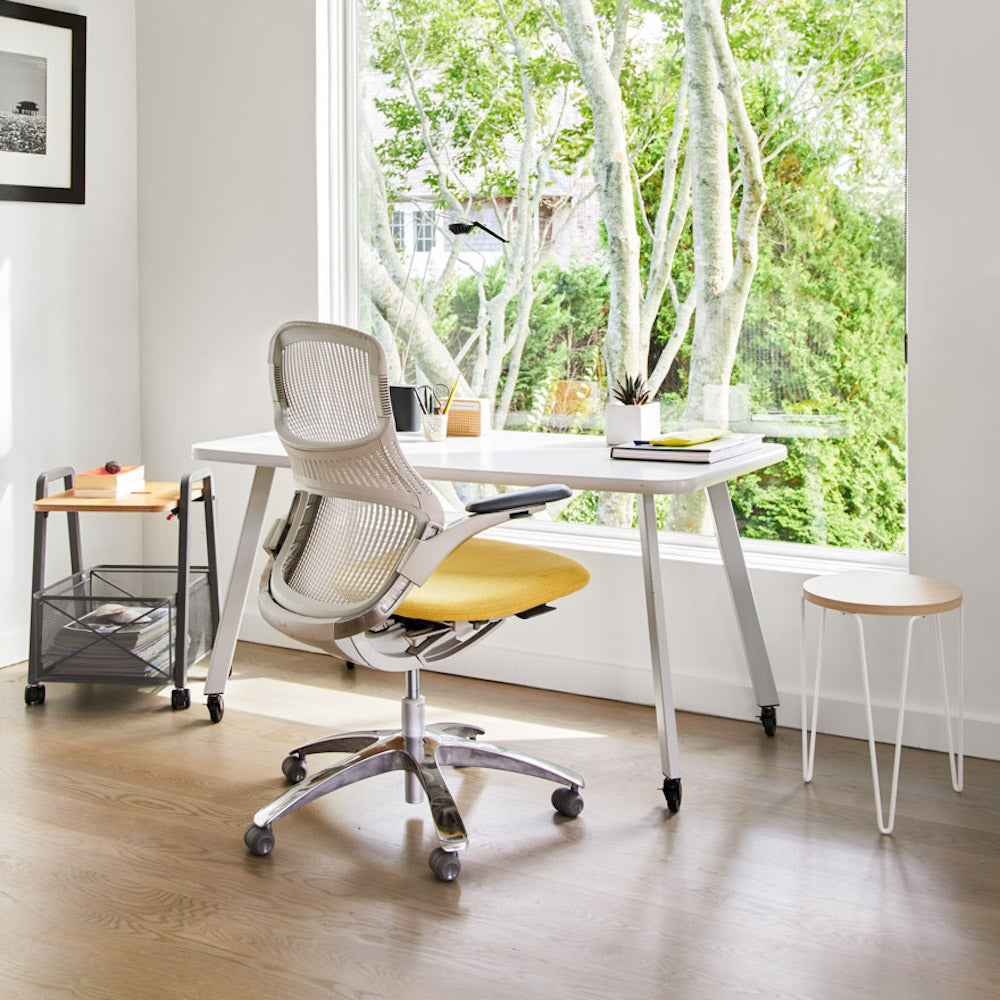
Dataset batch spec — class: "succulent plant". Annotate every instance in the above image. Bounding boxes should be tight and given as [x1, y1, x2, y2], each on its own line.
[612, 374, 651, 406]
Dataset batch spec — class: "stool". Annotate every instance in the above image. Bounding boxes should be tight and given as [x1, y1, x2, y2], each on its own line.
[800, 571, 963, 834]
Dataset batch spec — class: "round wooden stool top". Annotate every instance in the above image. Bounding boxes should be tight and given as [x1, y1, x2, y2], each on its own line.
[803, 571, 962, 617]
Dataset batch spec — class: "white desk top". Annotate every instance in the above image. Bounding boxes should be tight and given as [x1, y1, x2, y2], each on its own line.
[193, 429, 786, 496]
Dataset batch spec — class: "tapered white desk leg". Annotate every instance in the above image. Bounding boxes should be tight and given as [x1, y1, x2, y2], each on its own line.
[203, 466, 276, 704]
[707, 481, 780, 724]
[637, 493, 682, 810]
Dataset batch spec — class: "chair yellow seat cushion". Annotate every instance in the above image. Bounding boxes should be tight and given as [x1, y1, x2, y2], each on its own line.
[396, 538, 590, 622]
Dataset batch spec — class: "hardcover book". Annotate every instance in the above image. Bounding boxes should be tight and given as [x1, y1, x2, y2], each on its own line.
[610, 433, 765, 464]
[74, 464, 145, 497]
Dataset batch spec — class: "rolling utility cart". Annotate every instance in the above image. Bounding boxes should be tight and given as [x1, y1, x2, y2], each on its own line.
[27, 467, 220, 715]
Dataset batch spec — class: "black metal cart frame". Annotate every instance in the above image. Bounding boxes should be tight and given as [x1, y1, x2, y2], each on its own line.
[27, 467, 220, 713]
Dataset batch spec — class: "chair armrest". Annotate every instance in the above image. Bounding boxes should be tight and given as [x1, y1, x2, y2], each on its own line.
[464, 484, 570, 516]
[398, 483, 572, 587]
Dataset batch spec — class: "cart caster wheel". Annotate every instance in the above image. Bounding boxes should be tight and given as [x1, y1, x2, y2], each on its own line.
[551, 785, 584, 818]
[207, 693, 224, 723]
[759, 705, 777, 737]
[662, 776, 682, 813]
[429, 847, 461, 882]
[282, 754, 308, 784]
[171, 688, 191, 710]
[244, 824, 275, 857]
[24, 684, 45, 706]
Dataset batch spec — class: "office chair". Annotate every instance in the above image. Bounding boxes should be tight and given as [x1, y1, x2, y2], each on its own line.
[245, 321, 591, 881]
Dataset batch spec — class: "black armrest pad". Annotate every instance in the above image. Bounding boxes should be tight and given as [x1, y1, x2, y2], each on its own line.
[465, 484, 571, 515]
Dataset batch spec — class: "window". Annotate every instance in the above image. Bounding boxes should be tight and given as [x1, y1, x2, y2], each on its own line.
[353, 0, 905, 551]
[414, 210, 435, 252]
[390, 210, 405, 253]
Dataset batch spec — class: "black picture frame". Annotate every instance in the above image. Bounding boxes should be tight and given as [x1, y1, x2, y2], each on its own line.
[0, 1, 85, 203]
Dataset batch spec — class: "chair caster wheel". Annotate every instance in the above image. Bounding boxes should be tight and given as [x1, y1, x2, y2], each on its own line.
[551, 785, 584, 817]
[25, 684, 45, 706]
[429, 847, 461, 882]
[207, 693, 224, 723]
[282, 755, 308, 784]
[759, 705, 777, 737]
[662, 776, 682, 813]
[171, 688, 191, 710]
[244, 824, 275, 857]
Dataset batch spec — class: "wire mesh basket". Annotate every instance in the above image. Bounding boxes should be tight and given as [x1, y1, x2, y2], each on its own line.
[32, 565, 214, 685]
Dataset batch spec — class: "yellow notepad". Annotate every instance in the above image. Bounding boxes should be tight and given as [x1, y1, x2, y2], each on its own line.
[650, 428, 728, 447]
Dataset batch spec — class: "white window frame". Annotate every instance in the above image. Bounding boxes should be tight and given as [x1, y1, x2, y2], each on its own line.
[318, 0, 359, 327]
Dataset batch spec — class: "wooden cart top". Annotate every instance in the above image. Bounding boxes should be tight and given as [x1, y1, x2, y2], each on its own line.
[34, 482, 202, 514]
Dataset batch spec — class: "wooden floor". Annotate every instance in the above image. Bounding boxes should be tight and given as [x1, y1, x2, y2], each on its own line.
[3, 642, 998, 1000]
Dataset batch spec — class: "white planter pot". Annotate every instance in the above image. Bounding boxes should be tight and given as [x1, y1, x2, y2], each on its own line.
[605, 401, 660, 445]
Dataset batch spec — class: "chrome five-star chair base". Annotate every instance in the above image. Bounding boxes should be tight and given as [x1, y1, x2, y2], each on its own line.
[244, 670, 585, 882]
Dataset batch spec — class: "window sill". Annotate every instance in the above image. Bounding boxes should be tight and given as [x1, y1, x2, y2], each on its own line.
[487, 517, 907, 577]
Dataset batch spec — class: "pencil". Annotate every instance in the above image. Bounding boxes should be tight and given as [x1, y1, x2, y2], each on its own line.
[441, 378, 460, 415]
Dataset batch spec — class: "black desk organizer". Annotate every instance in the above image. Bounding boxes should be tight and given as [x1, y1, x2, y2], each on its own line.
[27, 468, 221, 712]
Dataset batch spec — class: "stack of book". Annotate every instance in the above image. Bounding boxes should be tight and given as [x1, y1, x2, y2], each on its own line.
[73, 465, 145, 498]
[44, 602, 172, 677]
[610, 432, 765, 464]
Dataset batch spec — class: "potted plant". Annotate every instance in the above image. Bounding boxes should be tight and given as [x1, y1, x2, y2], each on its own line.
[605, 374, 660, 445]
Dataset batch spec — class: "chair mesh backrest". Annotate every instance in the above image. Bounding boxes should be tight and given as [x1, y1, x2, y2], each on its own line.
[267, 322, 444, 622]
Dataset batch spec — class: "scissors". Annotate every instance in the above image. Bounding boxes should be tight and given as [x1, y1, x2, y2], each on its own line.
[417, 384, 450, 414]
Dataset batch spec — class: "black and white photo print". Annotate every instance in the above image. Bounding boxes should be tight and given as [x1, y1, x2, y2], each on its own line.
[0, 50, 47, 154]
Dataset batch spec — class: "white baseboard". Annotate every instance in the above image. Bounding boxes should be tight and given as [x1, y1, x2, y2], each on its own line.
[240, 607, 999, 761]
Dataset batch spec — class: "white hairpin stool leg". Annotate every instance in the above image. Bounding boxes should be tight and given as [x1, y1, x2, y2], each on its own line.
[802, 600, 826, 783]
[857, 613, 916, 835]
[935, 606, 964, 793]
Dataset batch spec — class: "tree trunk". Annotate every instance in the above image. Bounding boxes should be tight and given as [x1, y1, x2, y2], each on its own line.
[556, 0, 645, 531]
[359, 241, 470, 393]
[669, 0, 766, 533]
[494, 278, 537, 428]
[558, 0, 642, 387]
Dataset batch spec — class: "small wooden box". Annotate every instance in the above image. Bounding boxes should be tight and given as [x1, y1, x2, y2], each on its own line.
[446, 398, 492, 436]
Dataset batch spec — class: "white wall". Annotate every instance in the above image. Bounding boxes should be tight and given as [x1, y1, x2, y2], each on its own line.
[906, 0, 1000, 755]
[0, 0, 141, 666]
[134, 0, 319, 580]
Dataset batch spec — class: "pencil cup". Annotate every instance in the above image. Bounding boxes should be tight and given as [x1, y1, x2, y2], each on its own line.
[422, 413, 448, 442]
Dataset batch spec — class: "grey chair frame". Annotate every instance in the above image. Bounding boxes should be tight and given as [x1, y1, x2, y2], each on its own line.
[245, 322, 585, 881]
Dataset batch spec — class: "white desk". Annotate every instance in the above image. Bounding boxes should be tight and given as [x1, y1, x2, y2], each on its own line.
[193, 429, 786, 808]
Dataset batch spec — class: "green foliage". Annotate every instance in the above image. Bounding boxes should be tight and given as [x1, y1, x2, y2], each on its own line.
[729, 207, 906, 549]
[363, 0, 584, 199]
[363, 0, 906, 551]
[559, 489, 604, 526]
[436, 260, 610, 414]
[642, 0, 906, 550]
[509, 264, 608, 414]
[725, 64, 906, 550]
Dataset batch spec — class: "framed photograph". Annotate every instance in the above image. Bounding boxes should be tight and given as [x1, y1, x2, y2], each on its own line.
[0, 1, 85, 203]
